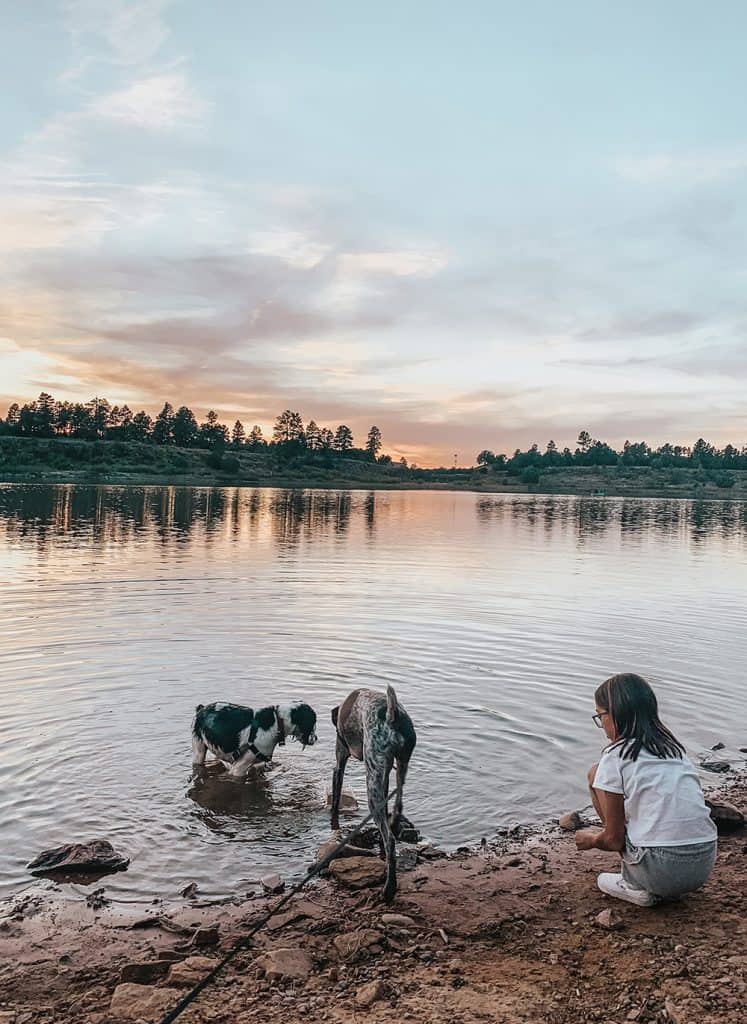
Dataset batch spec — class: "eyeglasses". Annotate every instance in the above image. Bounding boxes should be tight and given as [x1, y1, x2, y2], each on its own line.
[592, 711, 609, 728]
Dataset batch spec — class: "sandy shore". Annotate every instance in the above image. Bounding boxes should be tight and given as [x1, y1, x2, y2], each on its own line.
[1, 776, 744, 1024]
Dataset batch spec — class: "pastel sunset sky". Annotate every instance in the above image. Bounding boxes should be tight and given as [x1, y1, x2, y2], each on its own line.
[1, 1, 746, 465]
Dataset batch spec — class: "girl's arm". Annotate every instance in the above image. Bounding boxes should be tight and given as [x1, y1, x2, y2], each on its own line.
[575, 790, 626, 852]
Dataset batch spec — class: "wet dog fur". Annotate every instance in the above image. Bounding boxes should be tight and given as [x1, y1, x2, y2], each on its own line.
[192, 701, 317, 777]
[330, 685, 416, 902]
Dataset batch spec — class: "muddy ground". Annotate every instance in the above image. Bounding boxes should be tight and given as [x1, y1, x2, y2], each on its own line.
[0, 777, 745, 1024]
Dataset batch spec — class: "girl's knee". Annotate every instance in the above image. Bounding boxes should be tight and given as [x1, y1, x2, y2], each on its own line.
[587, 762, 599, 786]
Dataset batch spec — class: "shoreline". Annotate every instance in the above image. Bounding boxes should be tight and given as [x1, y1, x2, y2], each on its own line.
[2, 472, 747, 503]
[1, 773, 744, 1024]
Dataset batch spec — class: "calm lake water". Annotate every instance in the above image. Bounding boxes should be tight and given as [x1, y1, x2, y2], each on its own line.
[1, 484, 746, 901]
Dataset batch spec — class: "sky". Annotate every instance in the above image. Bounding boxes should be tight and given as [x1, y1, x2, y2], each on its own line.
[1, 1, 746, 466]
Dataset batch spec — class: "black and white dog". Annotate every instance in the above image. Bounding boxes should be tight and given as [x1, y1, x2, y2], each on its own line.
[330, 685, 416, 903]
[192, 701, 317, 778]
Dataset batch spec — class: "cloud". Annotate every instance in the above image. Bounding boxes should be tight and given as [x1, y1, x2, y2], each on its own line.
[62, 0, 174, 72]
[337, 250, 446, 277]
[616, 152, 747, 186]
[90, 73, 209, 130]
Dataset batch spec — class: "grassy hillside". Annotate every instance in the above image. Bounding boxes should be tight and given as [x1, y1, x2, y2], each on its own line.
[1, 436, 746, 499]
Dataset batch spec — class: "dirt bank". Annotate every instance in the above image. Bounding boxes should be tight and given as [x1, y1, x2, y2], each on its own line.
[1, 777, 745, 1024]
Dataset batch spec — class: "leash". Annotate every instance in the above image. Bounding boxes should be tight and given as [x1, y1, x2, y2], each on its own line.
[159, 793, 397, 1024]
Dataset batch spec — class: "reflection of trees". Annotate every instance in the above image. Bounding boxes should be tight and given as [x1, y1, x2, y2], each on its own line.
[0, 484, 373, 555]
[475, 495, 747, 544]
[269, 489, 353, 550]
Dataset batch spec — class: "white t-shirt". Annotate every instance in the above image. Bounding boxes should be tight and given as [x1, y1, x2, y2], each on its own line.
[593, 744, 717, 848]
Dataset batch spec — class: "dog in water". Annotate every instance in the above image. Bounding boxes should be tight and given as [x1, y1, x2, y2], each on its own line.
[330, 685, 416, 902]
[192, 701, 317, 777]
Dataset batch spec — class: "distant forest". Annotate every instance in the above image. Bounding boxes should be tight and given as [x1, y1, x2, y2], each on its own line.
[0, 393, 392, 466]
[2, 392, 746, 476]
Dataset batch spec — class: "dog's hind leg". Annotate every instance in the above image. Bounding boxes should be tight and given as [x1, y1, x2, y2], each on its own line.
[330, 735, 349, 831]
[365, 749, 397, 903]
[391, 755, 409, 836]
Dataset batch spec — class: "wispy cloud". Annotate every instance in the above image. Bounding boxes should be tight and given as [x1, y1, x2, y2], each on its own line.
[616, 151, 747, 186]
[90, 72, 209, 130]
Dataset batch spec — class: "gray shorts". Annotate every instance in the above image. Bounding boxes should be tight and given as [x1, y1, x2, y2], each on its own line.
[621, 838, 717, 899]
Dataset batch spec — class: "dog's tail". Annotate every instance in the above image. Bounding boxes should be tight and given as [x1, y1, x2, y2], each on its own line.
[386, 685, 399, 725]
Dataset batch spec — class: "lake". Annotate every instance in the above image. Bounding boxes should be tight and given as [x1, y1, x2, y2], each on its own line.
[1, 484, 745, 902]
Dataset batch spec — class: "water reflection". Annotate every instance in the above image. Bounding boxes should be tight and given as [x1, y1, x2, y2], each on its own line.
[187, 765, 274, 835]
[475, 495, 747, 543]
[2, 485, 746, 555]
[0, 484, 363, 554]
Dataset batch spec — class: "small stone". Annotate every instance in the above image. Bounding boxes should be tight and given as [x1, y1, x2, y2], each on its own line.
[254, 948, 314, 982]
[192, 924, 220, 947]
[559, 811, 583, 831]
[700, 760, 731, 773]
[179, 882, 199, 899]
[119, 960, 170, 984]
[710, 741, 725, 750]
[110, 983, 181, 1019]
[595, 908, 625, 931]
[325, 790, 359, 810]
[327, 856, 386, 890]
[333, 929, 384, 958]
[705, 798, 745, 834]
[168, 955, 217, 988]
[260, 874, 285, 894]
[355, 980, 386, 1007]
[381, 913, 416, 929]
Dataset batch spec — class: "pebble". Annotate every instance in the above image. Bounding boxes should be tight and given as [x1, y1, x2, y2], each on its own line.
[594, 908, 625, 931]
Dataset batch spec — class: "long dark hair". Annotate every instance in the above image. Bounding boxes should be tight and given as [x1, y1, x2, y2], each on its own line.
[595, 673, 685, 761]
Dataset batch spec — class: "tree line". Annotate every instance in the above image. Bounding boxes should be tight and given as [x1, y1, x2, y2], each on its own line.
[0, 393, 389, 463]
[478, 430, 747, 472]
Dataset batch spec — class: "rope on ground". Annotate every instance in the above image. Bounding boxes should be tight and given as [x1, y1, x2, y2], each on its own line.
[159, 795, 395, 1024]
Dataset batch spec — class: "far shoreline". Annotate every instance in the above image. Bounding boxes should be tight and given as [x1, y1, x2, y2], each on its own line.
[1, 469, 747, 503]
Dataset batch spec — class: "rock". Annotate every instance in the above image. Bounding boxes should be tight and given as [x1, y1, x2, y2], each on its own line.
[109, 983, 181, 1019]
[119, 960, 170, 984]
[260, 873, 285, 894]
[397, 848, 419, 871]
[333, 929, 384, 958]
[27, 839, 129, 876]
[254, 948, 314, 982]
[705, 798, 745, 834]
[559, 811, 583, 831]
[700, 760, 731, 773]
[327, 856, 386, 890]
[355, 980, 387, 1007]
[395, 815, 420, 843]
[325, 790, 359, 810]
[595, 908, 625, 931]
[710, 741, 725, 750]
[168, 955, 217, 988]
[381, 913, 416, 929]
[179, 882, 199, 899]
[192, 924, 220, 947]
[266, 899, 326, 932]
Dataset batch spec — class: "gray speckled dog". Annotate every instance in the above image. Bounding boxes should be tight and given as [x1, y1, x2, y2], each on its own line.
[330, 685, 416, 903]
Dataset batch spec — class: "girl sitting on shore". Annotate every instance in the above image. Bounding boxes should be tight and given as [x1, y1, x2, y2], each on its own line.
[575, 672, 717, 906]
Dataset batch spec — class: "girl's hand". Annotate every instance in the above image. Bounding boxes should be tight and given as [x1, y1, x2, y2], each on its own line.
[574, 829, 599, 850]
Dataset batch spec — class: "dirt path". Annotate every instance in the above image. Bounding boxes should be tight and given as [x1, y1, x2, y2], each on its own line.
[1, 779, 744, 1024]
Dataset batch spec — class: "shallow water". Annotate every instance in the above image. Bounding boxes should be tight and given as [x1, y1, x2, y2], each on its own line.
[0, 484, 745, 901]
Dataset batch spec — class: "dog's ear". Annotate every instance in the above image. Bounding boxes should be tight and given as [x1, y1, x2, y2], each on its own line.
[331, 706, 339, 727]
[290, 703, 317, 743]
